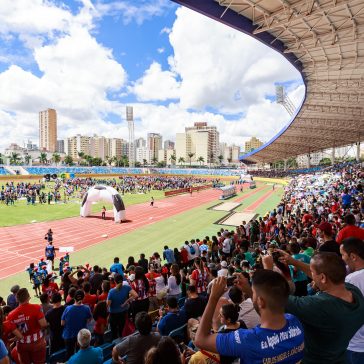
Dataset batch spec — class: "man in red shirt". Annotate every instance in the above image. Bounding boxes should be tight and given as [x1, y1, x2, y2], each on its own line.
[82, 282, 97, 311]
[7, 288, 47, 364]
[337, 214, 364, 244]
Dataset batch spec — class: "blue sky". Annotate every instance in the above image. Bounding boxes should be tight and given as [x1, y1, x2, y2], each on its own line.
[0, 0, 304, 151]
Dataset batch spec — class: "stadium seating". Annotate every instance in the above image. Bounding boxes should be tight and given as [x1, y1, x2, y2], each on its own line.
[0, 167, 9, 175]
[168, 323, 188, 343]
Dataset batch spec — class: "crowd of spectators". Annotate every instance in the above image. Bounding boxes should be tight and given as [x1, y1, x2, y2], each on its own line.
[0, 163, 363, 364]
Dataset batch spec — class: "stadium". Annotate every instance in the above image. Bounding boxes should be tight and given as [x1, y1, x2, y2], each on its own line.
[0, 1, 363, 364]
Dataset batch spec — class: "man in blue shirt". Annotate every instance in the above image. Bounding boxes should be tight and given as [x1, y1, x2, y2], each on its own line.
[163, 246, 175, 265]
[0, 339, 8, 364]
[110, 257, 124, 277]
[68, 329, 103, 364]
[157, 297, 187, 336]
[195, 271, 304, 364]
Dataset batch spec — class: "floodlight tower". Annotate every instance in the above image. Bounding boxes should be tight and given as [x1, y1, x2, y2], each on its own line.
[126, 106, 135, 167]
[276, 85, 296, 116]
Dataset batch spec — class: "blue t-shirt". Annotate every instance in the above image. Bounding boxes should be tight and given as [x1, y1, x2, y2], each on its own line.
[45, 245, 55, 258]
[216, 314, 304, 364]
[107, 286, 131, 313]
[163, 249, 175, 264]
[110, 263, 124, 277]
[61, 305, 92, 339]
[68, 347, 103, 364]
[342, 194, 352, 206]
[0, 339, 8, 361]
[290, 254, 311, 282]
[158, 311, 187, 336]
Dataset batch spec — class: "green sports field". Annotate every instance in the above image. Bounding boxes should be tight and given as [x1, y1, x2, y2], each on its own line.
[0, 181, 284, 296]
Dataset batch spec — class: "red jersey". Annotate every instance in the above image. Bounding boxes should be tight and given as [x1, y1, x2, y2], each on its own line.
[42, 282, 59, 297]
[132, 279, 148, 300]
[83, 294, 98, 310]
[7, 303, 44, 344]
[145, 272, 160, 297]
[191, 268, 209, 294]
[2, 320, 17, 346]
[180, 248, 188, 264]
[98, 292, 108, 301]
[94, 316, 107, 334]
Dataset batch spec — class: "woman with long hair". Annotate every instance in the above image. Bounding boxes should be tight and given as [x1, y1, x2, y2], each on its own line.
[98, 280, 110, 302]
[107, 274, 138, 340]
[93, 300, 108, 346]
[144, 336, 182, 364]
[131, 266, 150, 319]
[167, 264, 182, 300]
[189, 258, 209, 296]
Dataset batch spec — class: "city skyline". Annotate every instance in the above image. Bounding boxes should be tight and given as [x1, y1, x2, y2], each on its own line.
[0, 0, 303, 153]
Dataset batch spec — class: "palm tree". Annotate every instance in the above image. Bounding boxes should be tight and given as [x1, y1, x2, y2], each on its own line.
[121, 155, 129, 167]
[0, 153, 4, 164]
[197, 156, 204, 166]
[64, 155, 73, 166]
[218, 154, 224, 165]
[143, 159, 148, 167]
[24, 154, 32, 165]
[106, 156, 113, 166]
[39, 152, 47, 165]
[209, 152, 214, 168]
[10, 152, 21, 165]
[188, 152, 195, 166]
[84, 155, 92, 166]
[227, 157, 232, 164]
[52, 153, 61, 166]
[169, 154, 176, 166]
[152, 157, 158, 165]
[178, 157, 185, 167]
[78, 151, 85, 165]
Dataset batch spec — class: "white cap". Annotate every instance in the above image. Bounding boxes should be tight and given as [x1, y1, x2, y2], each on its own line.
[129, 274, 135, 282]
[221, 261, 228, 268]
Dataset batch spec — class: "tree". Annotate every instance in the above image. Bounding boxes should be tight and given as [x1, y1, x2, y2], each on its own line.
[178, 157, 185, 167]
[39, 152, 48, 164]
[169, 154, 176, 166]
[188, 152, 195, 166]
[106, 156, 113, 166]
[10, 152, 21, 165]
[209, 152, 214, 168]
[24, 154, 32, 165]
[121, 155, 129, 167]
[319, 157, 331, 166]
[227, 157, 232, 164]
[135, 161, 141, 167]
[218, 154, 224, 165]
[64, 155, 73, 166]
[52, 153, 61, 165]
[77, 151, 85, 165]
[0, 153, 4, 164]
[152, 157, 158, 165]
[197, 156, 205, 166]
[143, 159, 148, 167]
[157, 161, 166, 168]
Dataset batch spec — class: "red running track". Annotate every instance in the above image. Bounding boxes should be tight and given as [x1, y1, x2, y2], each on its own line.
[0, 189, 221, 279]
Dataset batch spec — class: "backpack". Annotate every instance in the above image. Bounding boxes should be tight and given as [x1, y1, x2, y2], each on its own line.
[189, 245, 196, 255]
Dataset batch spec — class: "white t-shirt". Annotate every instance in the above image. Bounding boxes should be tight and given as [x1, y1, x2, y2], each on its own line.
[155, 276, 167, 295]
[345, 269, 364, 352]
[222, 239, 231, 254]
[168, 275, 181, 296]
[192, 243, 200, 257]
[239, 298, 261, 329]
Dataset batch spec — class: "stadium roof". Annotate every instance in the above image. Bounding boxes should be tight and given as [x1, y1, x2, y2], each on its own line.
[172, 0, 364, 163]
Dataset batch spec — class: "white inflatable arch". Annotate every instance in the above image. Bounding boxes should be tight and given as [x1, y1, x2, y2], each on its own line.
[80, 185, 126, 223]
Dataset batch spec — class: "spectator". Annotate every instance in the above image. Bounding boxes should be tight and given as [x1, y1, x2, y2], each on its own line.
[6, 286, 19, 310]
[163, 246, 175, 265]
[67, 329, 103, 364]
[217, 261, 228, 277]
[39, 293, 52, 316]
[157, 297, 186, 336]
[98, 280, 110, 302]
[183, 285, 207, 320]
[45, 292, 65, 354]
[138, 254, 149, 273]
[131, 266, 150, 319]
[61, 289, 92, 359]
[0, 339, 9, 364]
[93, 300, 108, 346]
[82, 282, 97, 311]
[283, 251, 364, 362]
[195, 272, 304, 363]
[340, 238, 364, 364]
[112, 312, 160, 364]
[110, 257, 124, 277]
[7, 288, 48, 364]
[89, 265, 103, 294]
[167, 264, 182, 300]
[107, 274, 138, 340]
[317, 222, 340, 255]
[336, 214, 364, 244]
[190, 258, 209, 296]
[144, 336, 182, 364]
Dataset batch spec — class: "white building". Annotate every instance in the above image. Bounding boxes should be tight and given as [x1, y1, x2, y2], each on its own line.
[136, 147, 153, 165]
[158, 149, 176, 165]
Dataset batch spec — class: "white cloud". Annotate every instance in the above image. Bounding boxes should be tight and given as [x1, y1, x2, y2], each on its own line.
[157, 47, 165, 54]
[160, 27, 171, 35]
[132, 62, 180, 101]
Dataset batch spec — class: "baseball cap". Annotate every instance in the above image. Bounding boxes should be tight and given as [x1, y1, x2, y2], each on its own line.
[318, 222, 332, 235]
[221, 261, 228, 268]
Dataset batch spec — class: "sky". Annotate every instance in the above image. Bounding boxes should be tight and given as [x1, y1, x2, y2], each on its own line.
[0, 0, 305, 152]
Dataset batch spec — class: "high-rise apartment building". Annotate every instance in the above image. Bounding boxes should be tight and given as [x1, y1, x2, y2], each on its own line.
[135, 137, 146, 149]
[66, 135, 91, 159]
[136, 147, 153, 164]
[147, 133, 163, 160]
[108, 138, 126, 159]
[176, 122, 219, 164]
[39, 108, 57, 152]
[90, 135, 109, 160]
[244, 137, 263, 153]
[158, 149, 176, 165]
[164, 140, 175, 150]
[57, 140, 64, 153]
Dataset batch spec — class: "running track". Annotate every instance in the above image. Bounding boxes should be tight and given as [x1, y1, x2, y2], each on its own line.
[0, 185, 275, 279]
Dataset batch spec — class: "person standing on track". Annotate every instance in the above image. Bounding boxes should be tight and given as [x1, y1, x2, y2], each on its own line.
[101, 206, 106, 220]
[44, 229, 53, 243]
[150, 197, 154, 207]
[45, 241, 57, 271]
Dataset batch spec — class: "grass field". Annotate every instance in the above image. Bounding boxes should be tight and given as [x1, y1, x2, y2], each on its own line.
[0, 182, 283, 295]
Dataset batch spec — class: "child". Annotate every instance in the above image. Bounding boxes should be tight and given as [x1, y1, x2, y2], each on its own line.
[25, 263, 35, 283]
[31, 267, 42, 297]
[93, 300, 109, 346]
[101, 206, 106, 220]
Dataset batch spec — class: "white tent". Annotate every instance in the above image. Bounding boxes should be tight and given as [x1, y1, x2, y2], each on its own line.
[80, 185, 126, 223]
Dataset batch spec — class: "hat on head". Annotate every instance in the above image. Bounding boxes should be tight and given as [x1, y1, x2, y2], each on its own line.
[126, 265, 135, 272]
[40, 258, 44, 261]
[128, 274, 135, 282]
[207, 263, 216, 269]
[161, 266, 169, 274]
[221, 261, 228, 268]
[318, 222, 333, 235]
[34, 266, 38, 271]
